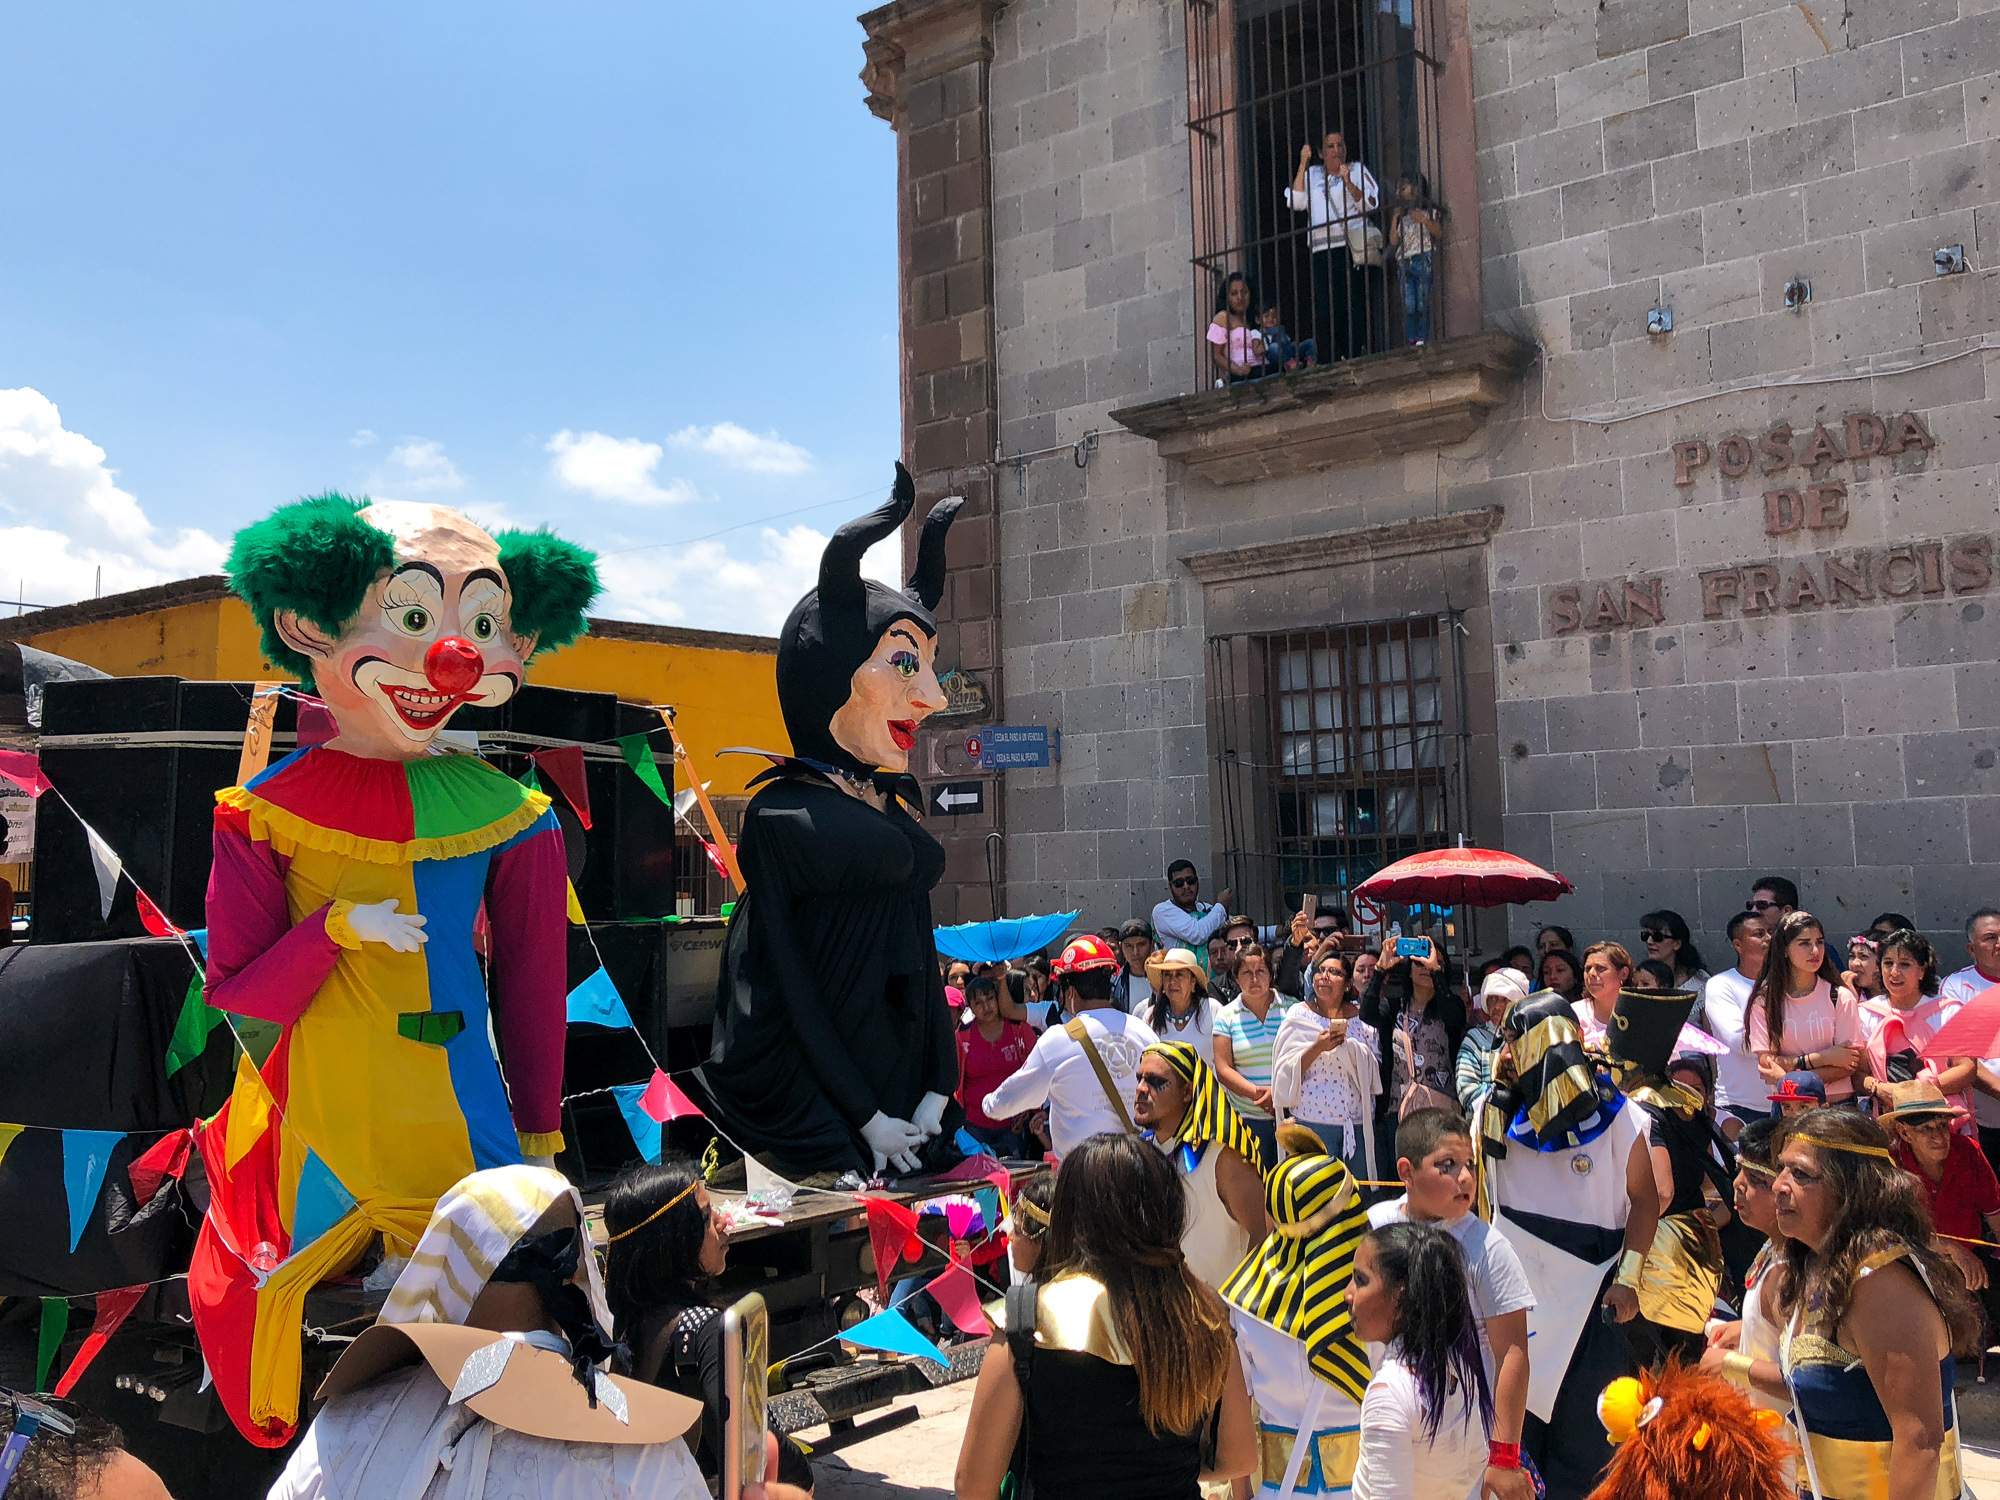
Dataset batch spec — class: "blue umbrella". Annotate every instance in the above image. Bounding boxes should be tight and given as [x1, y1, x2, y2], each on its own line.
[933, 911, 1079, 964]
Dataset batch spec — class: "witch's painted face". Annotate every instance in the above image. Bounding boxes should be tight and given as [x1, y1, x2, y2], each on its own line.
[273, 503, 529, 759]
[828, 620, 944, 773]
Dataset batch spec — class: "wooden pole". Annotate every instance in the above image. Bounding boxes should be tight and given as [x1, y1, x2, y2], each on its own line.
[658, 707, 745, 893]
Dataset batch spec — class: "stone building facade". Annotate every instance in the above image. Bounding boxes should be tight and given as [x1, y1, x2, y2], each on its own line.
[858, 0, 1999, 962]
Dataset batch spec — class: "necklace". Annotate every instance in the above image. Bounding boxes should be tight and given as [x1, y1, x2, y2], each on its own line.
[1165, 1005, 1199, 1032]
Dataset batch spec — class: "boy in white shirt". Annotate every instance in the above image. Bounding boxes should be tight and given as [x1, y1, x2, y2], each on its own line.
[1368, 1108, 1536, 1500]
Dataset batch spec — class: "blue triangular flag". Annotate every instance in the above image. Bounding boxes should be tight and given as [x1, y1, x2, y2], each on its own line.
[289, 1148, 356, 1255]
[62, 1130, 121, 1252]
[973, 1183, 1000, 1229]
[841, 1307, 948, 1367]
[954, 1127, 986, 1158]
[184, 928, 209, 962]
[566, 967, 633, 1029]
[611, 1084, 662, 1164]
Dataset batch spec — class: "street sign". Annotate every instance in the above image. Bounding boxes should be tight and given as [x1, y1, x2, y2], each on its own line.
[976, 725, 1056, 769]
[964, 734, 982, 761]
[930, 781, 985, 816]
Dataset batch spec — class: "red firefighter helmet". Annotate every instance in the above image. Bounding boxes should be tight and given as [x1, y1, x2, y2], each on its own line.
[1051, 935, 1120, 977]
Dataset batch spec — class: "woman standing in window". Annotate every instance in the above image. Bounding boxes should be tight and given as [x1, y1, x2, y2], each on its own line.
[1207, 272, 1264, 386]
[1747, 911, 1863, 1104]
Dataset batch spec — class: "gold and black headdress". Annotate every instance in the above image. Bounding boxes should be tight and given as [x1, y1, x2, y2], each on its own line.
[1607, 987, 1703, 1113]
[1145, 1040, 1265, 1177]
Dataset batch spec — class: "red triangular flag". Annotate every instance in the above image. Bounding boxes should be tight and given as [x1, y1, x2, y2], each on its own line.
[925, 1257, 991, 1337]
[135, 889, 181, 937]
[532, 747, 592, 830]
[128, 1129, 195, 1208]
[0, 749, 51, 798]
[861, 1196, 924, 1297]
[638, 1069, 702, 1124]
[54, 1285, 147, 1398]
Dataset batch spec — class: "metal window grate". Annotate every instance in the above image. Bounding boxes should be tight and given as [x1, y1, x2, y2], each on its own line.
[1208, 616, 1466, 919]
[1185, 0, 1447, 390]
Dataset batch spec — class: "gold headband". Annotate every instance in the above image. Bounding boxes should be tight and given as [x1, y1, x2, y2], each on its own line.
[1738, 1159, 1779, 1180]
[1015, 1197, 1051, 1228]
[1789, 1132, 1894, 1161]
[605, 1179, 701, 1244]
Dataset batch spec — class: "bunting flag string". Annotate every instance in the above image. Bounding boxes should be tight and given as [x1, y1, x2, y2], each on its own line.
[35, 1299, 69, 1393]
[609, 1084, 662, 1166]
[0, 1124, 20, 1171]
[838, 1307, 948, 1368]
[83, 823, 123, 921]
[638, 1069, 702, 1124]
[923, 1258, 991, 1338]
[616, 733, 673, 807]
[565, 967, 633, 1030]
[53, 1285, 148, 1399]
[0, 748, 53, 798]
[62, 1131, 122, 1253]
[530, 746, 592, 830]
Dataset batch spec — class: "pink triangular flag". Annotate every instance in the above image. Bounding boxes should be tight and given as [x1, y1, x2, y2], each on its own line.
[0, 749, 51, 798]
[639, 1069, 702, 1124]
[939, 1151, 1002, 1182]
[925, 1258, 991, 1337]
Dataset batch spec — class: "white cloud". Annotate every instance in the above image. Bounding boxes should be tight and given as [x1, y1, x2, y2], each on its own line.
[373, 437, 463, 493]
[349, 428, 377, 447]
[667, 422, 813, 476]
[0, 388, 225, 607]
[595, 523, 900, 635]
[545, 429, 694, 506]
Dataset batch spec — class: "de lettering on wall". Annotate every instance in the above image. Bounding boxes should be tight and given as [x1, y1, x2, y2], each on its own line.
[1669, 410, 1935, 540]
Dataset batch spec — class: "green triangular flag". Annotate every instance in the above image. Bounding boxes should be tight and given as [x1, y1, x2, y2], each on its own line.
[36, 1297, 68, 1392]
[166, 972, 225, 1077]
[617, 733, 672, 807]
[519, 766, 541, 793]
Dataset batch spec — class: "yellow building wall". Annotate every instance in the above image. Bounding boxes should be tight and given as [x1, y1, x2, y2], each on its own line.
[17, 597, 786, 797]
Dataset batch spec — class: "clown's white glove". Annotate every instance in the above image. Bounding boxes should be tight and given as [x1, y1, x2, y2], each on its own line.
[912, 1092, 949, 1141]
[347, 898, 429, 952]
[861, 1111, 926, 1176]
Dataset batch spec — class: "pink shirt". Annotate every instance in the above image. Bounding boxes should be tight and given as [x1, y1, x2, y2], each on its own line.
[1859, 994, 1975, 1132]
[957, 1020, 1036, 1129]
[1748, 980, 1863, 1100]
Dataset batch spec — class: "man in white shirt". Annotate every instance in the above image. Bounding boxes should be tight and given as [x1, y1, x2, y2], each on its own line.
[984, 935, 1159, 1157]
[1701, 911, 1773, 1133]
[1944, 907, 2000, 1168]
[1151, 859, 1233, 952]
[1283, 130, 1382, 361]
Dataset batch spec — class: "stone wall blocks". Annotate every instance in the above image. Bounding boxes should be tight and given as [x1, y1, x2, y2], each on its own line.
[1805, 158, 1915, 241]
[1894, 597, 2000, 669]
[1603, 868, 1704, 931]
[1792, 733, 1907, 802]
[1745, 801, 1856, 866]
[1553, 808, 1655, 869]
[1955, 662, 2000, 728]
[1704, 185, 1806, 262]
[1758, 233, 1865, 310]
[1612, 325, 1716, 400]
[1910, 861, 2000, 936]
[1650, 25, 1747, 102]
[1905, 729, 2000, 797]
[1904, 10, 2000, 95]
[1570, 277, 1669, 349]
[1709, 308, 1816, 381]
[1597, 745, 1701, 805]
[1911, 137, 2000, 218]
[1694, 741, 1795, 803]
[1857, 796, 1970, 863]
[1856, 86, 1970, 171]
[1648, 803, 1751, 867]
[1741, 4, 1834, 75]
[1549, 691, 1644, 750]
[1738, 675, 1845, 739]
[1695, 68, 1800, 150]
[1796, 40, 1907, 121]
[1606, 96, 1702, 169]
[1610, 208, 1709, 279]
[1479, 79, 1563, 147]
[1785, 609, 1898, 677]
[1600, 0, 1693, 58]
[1661, 255, 1766, 325]
[1653, 138, 1755, 208]
[1506, 749, 1602, 811]
[1512, 21, 1602, 89]
[1810, 283, 1922, 364]
[1560, 55, 1655, 127]
[1797, 863, 1917, 928]
[1638, 682, 1741, 745]
[1846, 0, 1967, 51]
[1749, 113, 1857, 192]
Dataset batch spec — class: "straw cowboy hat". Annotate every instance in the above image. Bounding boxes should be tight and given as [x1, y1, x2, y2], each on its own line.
[1145, 947, 1210, 995]
[1877, 1078, 1968, 1124]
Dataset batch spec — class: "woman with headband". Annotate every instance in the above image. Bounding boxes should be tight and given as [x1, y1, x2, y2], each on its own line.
[602, 1159, 816, 1491]
[1767, 1108, 1980, 1499]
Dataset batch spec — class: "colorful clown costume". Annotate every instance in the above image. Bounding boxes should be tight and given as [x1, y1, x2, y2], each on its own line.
[186, 744, 569, 1445]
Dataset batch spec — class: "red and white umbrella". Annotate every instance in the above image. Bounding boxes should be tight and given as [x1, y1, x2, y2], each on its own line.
[1352, 847, 1574, 910]
[1920, 982, 2000, 1061]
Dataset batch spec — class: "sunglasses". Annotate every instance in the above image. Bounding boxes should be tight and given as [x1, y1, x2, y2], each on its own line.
[1639, 929, 1670, 942]
[1170, 876, 1199, 889]
[1225, 936, 1256, 949]
[1746, 898, 1782, 912]
[0, 1393, 78, 1500]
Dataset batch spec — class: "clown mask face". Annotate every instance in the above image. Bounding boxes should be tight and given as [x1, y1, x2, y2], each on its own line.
[828, 620, 945, 774]
[272, 503, 530, 760]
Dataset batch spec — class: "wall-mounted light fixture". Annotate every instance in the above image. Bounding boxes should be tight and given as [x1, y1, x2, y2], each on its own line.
[1647, 306, 1674, 335]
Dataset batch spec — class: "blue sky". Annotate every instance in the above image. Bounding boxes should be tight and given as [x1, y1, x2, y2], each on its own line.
[0, 4, 902, 634]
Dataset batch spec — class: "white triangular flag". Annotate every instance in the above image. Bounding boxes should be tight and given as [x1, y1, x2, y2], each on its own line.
[744, 1153, 797, 1213]
[84, 823, 123, 919]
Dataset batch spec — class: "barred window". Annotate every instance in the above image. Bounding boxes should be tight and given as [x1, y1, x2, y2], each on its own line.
[1185, 0, 1447, 387]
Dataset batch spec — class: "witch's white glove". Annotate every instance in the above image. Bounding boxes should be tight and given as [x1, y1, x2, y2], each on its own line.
[912, 1092, 949, 1140]
[861, 1112, 926, 1175]
[346, 898, 429, 952]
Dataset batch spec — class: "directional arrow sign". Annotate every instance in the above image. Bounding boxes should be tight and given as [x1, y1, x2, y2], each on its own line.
[930, 781, 984, 816]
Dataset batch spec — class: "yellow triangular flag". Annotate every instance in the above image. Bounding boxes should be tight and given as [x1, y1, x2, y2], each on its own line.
[224, 1054, 273, 1169]
[566, 881, 585, 926]
[0, 1123, 21, 1169]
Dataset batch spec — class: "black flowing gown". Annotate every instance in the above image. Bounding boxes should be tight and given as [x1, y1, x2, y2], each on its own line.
[698, 772, 960, 1179]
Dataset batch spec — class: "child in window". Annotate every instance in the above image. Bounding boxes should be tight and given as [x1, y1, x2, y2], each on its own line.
[1389, 176, 1441, 347]
[1256, 304, 1316, 373]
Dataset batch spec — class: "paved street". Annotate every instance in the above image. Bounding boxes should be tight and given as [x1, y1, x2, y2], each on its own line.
[804, 1352, 2000, 1498]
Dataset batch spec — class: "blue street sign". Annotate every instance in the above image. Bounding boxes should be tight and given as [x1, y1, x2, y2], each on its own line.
[975, 725, 1056, 769]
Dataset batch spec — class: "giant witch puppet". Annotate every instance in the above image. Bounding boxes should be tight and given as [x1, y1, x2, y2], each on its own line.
[700, 464, 965, 1182]
[183, 495, 597, 1445]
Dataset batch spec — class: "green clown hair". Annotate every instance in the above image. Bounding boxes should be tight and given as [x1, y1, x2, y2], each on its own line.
[226, 493, 396, 684]
[493, 528, 600, 656]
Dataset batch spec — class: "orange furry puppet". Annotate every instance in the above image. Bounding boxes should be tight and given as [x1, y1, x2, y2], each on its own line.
[1587, 1358, 1794, 1500]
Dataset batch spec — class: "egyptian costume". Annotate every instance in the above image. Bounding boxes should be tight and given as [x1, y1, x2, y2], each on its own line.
[1603, 987, 1734, 1357]
[699, 467, 966, 1180]
[1473, 989, 1646, 1500]
[1142, 1040, 1265, 1289]
[1220, 1146, 1373, 1499]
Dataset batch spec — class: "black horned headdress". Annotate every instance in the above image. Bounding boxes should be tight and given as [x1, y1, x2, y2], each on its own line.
[776, 462, 963, 778]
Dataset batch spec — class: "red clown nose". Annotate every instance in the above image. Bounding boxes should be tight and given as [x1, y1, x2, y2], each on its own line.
[424, 637, 485, 695]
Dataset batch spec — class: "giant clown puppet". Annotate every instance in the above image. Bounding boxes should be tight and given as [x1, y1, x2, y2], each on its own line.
[186, 494, 597, 1445]
[699, 464, 966, 1182]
